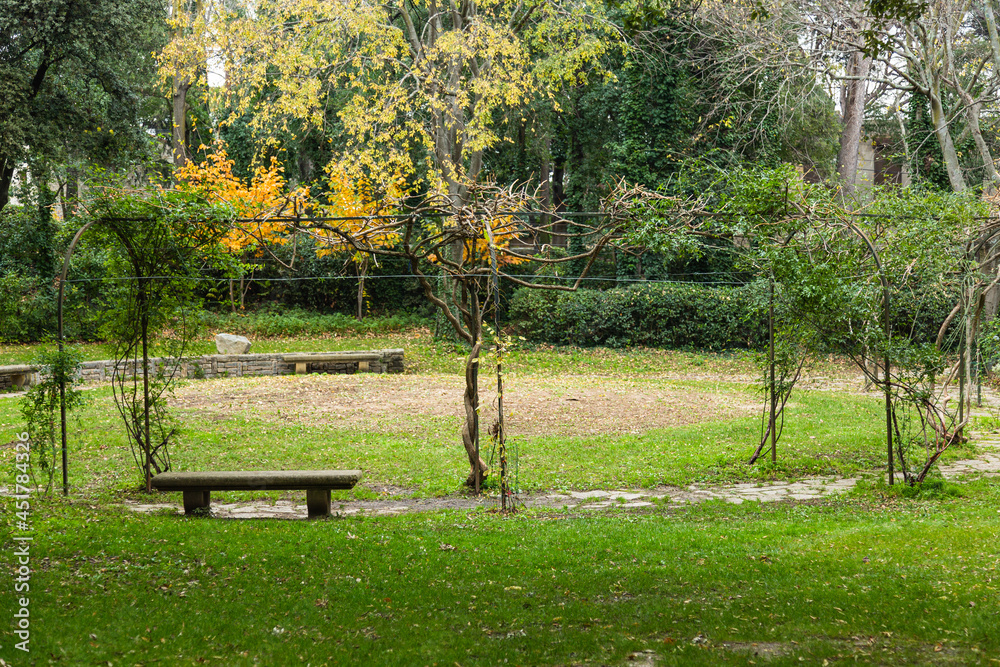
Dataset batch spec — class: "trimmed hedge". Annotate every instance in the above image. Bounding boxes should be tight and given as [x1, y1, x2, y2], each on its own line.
[507, 282, 958, 351]
[507, 283, 763, 350]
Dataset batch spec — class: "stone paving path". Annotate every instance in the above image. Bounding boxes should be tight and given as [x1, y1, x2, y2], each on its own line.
[124, 431, 1000, 519]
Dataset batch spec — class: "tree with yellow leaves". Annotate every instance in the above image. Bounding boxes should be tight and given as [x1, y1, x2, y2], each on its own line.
[158, 0, 213, 167]
[174, 143, 308, 309]
[159, 0, 633, 487]
[161, 0, 621, 203]
[313, 166, 403, 319]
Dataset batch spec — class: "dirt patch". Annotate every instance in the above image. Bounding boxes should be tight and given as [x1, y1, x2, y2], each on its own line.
[720, 641, 793, 658]
[170, 373, 757, 438]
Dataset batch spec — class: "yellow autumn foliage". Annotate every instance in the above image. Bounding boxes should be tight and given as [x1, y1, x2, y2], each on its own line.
[470, 217, 529, 266]
[159, 0, 622, 202]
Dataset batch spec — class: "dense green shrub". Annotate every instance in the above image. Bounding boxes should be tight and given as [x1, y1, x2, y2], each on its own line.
[0, 206, 118, 343]
[0, 206, 56, 342]
[507, 281, 959, 351]
[507, 283, 763, 349]
[0, 273, 53, 342]
[891, 286, 961, 350]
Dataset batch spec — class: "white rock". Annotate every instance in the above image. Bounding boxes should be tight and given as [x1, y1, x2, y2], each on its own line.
[215, 333, 251, 354]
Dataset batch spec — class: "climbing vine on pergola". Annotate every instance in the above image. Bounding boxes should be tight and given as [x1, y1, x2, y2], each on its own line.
[627, 166, 1000, 485]
[57, 189, 234, 492]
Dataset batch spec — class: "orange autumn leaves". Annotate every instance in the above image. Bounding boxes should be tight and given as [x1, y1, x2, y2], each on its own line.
[174, 144, 401, 257]
[175, 144, 526, 264]
[312, 168, 401, 258]
[174, 145, 306, 252]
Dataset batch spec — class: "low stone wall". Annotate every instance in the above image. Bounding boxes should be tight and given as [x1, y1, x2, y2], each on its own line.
[0, 374, 34, 391]
[3, 349, 404, 387]
[0, 366, 38, 391]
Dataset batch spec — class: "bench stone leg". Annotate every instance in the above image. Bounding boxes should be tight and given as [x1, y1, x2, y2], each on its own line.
[306, 489, 331, 518]
[12, 373, 27, 389]
[183, 490, 211, 513]
[358, 361, 369, 372]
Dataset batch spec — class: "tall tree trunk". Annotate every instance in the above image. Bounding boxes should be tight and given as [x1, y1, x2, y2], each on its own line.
[172, 74, 191, 167]
[929, 81, 966, 191]
[943, 11, 998, 191]
[836, 51, 872, 199]
[986, 2, 1000, 68]
[1, 58, 52, 211]
[962, 99, 1000, 191]
[0, 158, 14, 212]
[61, 167, 80, 221]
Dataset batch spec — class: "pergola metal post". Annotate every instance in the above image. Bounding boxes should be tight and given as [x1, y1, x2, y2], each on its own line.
[56, 220, 97, 496]
[846, 222, 893, 485]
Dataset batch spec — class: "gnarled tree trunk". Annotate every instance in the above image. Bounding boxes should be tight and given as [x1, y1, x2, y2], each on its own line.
[461, 342, 488, 487]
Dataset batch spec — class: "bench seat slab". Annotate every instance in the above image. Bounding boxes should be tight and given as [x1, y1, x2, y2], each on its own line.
[282, 353, 381, 362]
[0, 364, 34, 374]
[152, 470, 362, 491]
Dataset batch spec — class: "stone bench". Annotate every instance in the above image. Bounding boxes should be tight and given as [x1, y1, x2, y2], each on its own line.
[151, 470, 363, 518]
[0, 364, 37, 390]
[282, 352, 383, 374]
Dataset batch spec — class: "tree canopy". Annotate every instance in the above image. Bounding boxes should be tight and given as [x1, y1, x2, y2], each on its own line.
[162, 0, 623, 203]
[0, 0, 165, 210]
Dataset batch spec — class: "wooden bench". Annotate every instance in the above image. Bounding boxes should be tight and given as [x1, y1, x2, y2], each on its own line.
[151, 470, 363, 518]
[282, 352, 382, 374]
[0, 365, 36, 389]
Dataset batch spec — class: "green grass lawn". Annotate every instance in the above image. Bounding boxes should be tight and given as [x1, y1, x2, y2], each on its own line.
[2, 330, 997, 664]
[0, 372, 928, 499]
[0, 329, 951, 499]
[4, 486, 1000, 665]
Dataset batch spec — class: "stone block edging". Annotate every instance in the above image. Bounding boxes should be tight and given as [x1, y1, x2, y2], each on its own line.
[1, 349, 404, 388]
